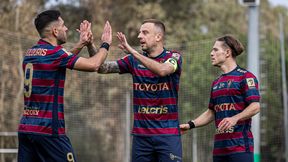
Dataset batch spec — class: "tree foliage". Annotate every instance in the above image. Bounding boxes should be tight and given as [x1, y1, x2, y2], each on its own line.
[0, 0, 288, 161]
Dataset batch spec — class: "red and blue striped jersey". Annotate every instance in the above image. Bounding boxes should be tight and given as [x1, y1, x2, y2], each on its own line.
[18, 39, 79, 136]
[117, 49, 182, 136]
[208, 66, 260, 156]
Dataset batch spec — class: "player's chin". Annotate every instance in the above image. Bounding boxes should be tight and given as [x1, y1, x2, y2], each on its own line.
[211, 60, 216, 65]
[59, 39, 67, 45]
[211, 62, 219, 67]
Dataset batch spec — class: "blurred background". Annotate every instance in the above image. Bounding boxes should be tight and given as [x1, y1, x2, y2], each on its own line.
[0, 0, 288, 161]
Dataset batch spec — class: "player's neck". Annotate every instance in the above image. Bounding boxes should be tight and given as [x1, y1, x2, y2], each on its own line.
[42, 37, 58, 46]
[147, 46, 164, 58]
[220, 60, 237, 74]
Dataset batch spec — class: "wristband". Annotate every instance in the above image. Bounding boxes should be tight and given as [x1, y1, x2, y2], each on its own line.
[100, 42, 110, 51]
[188, 120, 195, 129]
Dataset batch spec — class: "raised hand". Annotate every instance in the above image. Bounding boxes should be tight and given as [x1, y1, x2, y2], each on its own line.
[101, 21, 112, 45]
[70, 20, 92, 55]
[77, 20, 92, 46]
[117, 32, 137, 54]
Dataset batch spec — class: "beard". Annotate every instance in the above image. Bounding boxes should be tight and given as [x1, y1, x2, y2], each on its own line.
[57, 39, 66, 45]
[57, 33, 67, 45]
[141, 44, 156, 54]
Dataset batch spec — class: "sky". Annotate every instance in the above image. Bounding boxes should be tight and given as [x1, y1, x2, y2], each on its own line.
[268, 0, 288, 7]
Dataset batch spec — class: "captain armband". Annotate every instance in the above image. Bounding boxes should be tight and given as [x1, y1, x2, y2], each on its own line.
[165, 58, 178, 72]
[188, 120, 195, 129]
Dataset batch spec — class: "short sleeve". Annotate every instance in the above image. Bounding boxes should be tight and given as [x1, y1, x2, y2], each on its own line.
[208, 83, 215, 111]
[116, 54, 133, 74]
[171, 52, 182, 73]
[55, 48, 79, 69]
[242, 72, 261, 104]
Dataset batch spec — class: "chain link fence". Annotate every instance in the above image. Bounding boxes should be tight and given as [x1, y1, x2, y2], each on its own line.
[0, 27, 286, 162]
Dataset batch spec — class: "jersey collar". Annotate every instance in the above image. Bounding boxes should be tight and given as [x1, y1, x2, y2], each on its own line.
[143, 48, 166, 59]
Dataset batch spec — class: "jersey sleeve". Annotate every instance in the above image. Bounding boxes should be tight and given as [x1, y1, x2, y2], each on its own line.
[116, 54, 133, 74]
[208, 82, 215, 110]
[55, 47, 79, 69]
[171, 51, 182, 74]
[242, 72, 261, 105]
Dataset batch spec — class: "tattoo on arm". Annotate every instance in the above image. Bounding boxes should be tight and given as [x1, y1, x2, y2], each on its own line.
[87, 44, 98, 57]
[98, 61, 120, 73]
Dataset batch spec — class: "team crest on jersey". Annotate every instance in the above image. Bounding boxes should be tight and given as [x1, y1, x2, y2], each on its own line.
[227, 80, 233, 88]
[246, 78, 256, 88]
[62, 48, 72, 56]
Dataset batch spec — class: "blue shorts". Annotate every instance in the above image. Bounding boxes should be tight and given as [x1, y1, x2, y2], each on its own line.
[213, 152, 253, 162]
[18, 133, 76, 162]
[132, 135, 182, 162]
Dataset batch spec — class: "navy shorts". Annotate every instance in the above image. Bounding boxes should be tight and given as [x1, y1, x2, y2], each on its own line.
[213, 152, 253, 162]
[18, 133, 76, 162]
[132, 135, 182, 162]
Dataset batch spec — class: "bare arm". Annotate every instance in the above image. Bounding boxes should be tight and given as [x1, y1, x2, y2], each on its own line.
[98, 61, 120, 73]
[117, 32, 176, 77]
[193, 109, 215, 127]
[73, 21, 112, 72]
[218, 102, 260, 132]
[129, 50, 175, 76]
[87, 43, 98, 57]
[70, 41, 85, 55]
[179, 109, 215, 134]
[73, 48, 109, 72]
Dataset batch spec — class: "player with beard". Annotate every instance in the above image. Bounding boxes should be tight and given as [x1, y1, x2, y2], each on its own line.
[97, 19, 183, 162]
[18, 10, 112, 162]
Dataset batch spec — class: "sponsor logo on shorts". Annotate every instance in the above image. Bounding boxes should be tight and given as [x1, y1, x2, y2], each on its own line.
[216, 126, 235, 134]
[170, 153, 182, 162]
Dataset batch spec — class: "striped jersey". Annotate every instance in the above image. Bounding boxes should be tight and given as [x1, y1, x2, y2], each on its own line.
[18, 39, 79, 136]
[208, 66, 260, 156]
[117, 49, 182, 136]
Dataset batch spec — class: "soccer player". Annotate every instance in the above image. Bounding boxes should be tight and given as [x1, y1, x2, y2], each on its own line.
[17, 10, 112, 162]
[97, 19, 183, 162]
[180, 35, 261, 162]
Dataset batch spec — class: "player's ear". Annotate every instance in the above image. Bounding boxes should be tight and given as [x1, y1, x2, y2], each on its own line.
[155, 33, 163, 42]
[225, 48, 232, 58]
[51, 26, 58, 37]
